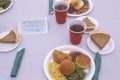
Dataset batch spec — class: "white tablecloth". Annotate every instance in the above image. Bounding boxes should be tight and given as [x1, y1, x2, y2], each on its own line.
[0, 0, 120, 80]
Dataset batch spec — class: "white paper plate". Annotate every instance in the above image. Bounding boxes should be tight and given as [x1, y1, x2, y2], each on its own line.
[0, 31, 21, 52]
[76, 16, 99, 33]
[67, 0, 93, 17]
[44, 45, 95, 80]
[87, 37, 115, 54]
[55, 0, 93, 17]
[0, 0, 13, 14]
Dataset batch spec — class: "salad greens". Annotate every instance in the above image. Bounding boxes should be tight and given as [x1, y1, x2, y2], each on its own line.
[0, 0, 11, 9]
[66, 64, 87, 80]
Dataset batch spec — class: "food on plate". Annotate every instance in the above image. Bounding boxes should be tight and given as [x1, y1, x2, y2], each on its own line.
[48, 62, 67, 80]
[48, 49, 91, 80]
[0, 29, 19, 43]
[66, 64, 86, 80]
[69, 51, 82, 62]
[70, 0, 84, 10]
[83, 17, 96, 31]
[59, 60, 75, 75]
[62, 0, 78, 4]
[62, 0, 72, 4]
[90, 31, 111, 50]
[63, 0, 84, 10]
[71, 0, 77, 4]
[68, 0, 89, 15]
[0, 0, 11, 12]
[0, 7, 4, 12]
[53, 49, 72, 64]
[75, 54, 91, 68]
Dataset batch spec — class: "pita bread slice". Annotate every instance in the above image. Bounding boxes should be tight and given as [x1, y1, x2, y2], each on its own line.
[0, 29, 19, 43]
[83, 17, 96, 31]
[90, 31, 110, 50]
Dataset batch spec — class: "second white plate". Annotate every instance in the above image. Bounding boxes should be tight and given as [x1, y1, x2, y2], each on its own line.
[56, 0, 93, 17]
[44, 45, 95, 80]
[76, 16, 99, 33]
[67, 0, 93, 17]
[0, 31, 21, 52]
[87, 37, 115, 54]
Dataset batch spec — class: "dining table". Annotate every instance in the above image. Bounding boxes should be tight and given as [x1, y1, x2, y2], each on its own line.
[0, 0, 120, 80]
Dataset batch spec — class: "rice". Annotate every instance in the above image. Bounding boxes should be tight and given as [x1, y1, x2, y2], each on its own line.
[48, 62, 67, 80]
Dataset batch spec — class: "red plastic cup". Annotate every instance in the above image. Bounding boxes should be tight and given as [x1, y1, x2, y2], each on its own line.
[53, 1, 69, 24]
[68, 20, 86, 45]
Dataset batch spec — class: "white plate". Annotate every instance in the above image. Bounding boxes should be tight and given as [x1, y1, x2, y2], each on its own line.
[0, 31, 21, 52]
[44, 45, 95, 80]
[87, 37, 115, 54]
[67, 0, 93, 17]
[0, 0, 13, 14]
[76, 16, 99, 33]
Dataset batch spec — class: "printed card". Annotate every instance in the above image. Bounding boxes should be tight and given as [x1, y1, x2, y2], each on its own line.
[18, 18, 48, 34]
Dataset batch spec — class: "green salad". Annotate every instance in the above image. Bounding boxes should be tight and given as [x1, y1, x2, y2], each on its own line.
[0, 0, 11, 9]
[66, 64, 87, 80]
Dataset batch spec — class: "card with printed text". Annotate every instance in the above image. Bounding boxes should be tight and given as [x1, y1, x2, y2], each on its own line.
[18, 18, 48, 34]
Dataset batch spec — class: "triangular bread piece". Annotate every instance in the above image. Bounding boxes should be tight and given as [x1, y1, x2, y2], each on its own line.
[90, 31, 110, 50]
[83, 17, 96, 31]
[0, 29, 19, 43]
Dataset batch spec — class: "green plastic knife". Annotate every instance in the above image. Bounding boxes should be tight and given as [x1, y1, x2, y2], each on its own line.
[10, 48, 25, 77]
[92, 52, 101, 80]
[49, 0, 54, 15]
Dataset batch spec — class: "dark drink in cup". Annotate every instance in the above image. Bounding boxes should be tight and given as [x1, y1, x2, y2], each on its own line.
[55, 4, 67, 11]
[53, 1, 69, 24]
[68, 20, 86, 45]
[70, 24, 84, 32]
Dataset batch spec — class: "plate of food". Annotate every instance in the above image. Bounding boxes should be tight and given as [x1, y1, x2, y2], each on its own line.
[76, 16, 99, 33]
[0, 0, 13, 13]
[59, 0, 93, 16]
[44, 45, 95, 80]
[87, 31, 115, 54]
[0, 29, 21, 52]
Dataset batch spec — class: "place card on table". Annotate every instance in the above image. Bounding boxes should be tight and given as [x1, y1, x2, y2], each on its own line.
[18, 17, 48, 34]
